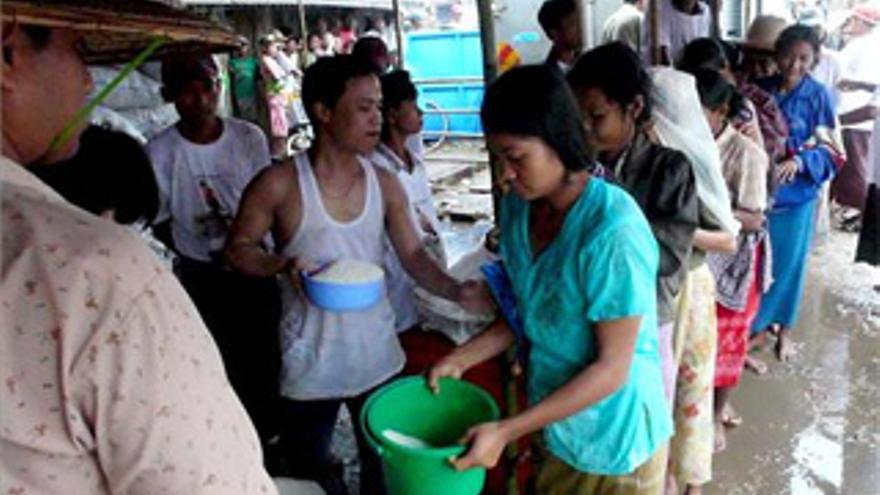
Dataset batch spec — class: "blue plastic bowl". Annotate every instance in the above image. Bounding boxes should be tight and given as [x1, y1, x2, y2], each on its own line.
[302, 271, 385, 312]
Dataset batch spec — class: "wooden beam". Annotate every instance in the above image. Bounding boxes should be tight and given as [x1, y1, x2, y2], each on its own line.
[392, 0, 405, 68]
[650, 0, 661, 64]
[475, 0, 500, 216]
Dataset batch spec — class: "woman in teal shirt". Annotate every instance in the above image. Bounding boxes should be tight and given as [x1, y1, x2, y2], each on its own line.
[429, 66, 672, 494]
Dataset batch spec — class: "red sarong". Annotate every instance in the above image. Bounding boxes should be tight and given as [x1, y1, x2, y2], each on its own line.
[715, 245, 762, 389]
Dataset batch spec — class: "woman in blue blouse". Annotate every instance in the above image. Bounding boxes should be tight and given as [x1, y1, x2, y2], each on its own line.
[752, 25, 843, 360]
[429, 66, 672, 494]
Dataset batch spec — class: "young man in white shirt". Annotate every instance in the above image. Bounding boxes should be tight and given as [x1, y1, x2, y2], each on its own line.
[538, 0, 583, 74]
[642, 0, 713, 66]
[601, 0, 647, 54]
[833, 6, 880, 221]
[147, 53, 283, 466]
[369, 70, 444, 335]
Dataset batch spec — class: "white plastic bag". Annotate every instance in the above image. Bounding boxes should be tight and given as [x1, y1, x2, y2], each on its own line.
[414, 222, 497, 345]
[88, 66, 165, 110]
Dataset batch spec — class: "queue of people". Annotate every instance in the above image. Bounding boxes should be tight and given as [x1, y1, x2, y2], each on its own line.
[3, 1, 878, 495]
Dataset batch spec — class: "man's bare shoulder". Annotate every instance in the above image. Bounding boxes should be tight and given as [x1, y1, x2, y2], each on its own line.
[247, 159, 300, 204]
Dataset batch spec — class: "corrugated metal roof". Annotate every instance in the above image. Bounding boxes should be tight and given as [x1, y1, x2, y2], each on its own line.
[181, 0, 393, 9]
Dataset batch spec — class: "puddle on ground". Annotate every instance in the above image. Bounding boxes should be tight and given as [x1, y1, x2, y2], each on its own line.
[708, 265, 880, 495]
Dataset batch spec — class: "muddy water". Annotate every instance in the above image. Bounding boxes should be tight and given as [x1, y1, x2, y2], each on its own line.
[708, 267, 880, 494]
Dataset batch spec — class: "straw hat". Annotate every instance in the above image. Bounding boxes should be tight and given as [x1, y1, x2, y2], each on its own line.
[741, 15, 789, 53]
[1, 0, 238, 64]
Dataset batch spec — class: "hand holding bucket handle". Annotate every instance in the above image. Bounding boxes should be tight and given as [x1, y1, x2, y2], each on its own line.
[449, 421, 509, 471]
[427, 360, 465, 395]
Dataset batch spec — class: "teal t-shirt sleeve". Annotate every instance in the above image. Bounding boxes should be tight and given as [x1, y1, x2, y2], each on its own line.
[581, 223, 658, 323]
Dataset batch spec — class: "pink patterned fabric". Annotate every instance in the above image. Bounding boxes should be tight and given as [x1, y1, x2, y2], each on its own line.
[1, 158, 275, 495]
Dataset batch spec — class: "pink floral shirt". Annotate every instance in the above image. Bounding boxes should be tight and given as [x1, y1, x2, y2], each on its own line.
[0, 157, 276, 495]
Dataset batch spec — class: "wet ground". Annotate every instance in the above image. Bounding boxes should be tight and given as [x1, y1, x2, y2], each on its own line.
[708, 237, 879, 495]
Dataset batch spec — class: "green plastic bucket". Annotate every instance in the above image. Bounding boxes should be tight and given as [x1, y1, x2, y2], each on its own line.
[361, 376, 500, 495]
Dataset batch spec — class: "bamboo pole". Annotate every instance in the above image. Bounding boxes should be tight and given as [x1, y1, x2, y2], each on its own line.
[298, 0, 307, 65]
[744, 0, 752, 39]
[710, 0, 721, 38]
[650, 0, 661, 65]
[578, 0, 595, 50]
[476, 0, 500, 215]
[392, 0, 405, 68]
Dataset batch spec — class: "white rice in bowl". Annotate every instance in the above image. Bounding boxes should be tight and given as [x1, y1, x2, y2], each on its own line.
[311, 259, 384, 284]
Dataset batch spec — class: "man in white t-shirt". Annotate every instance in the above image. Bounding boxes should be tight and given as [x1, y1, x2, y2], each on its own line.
[147, 53, 283, 465]
[601, 0, 647, 54]
[538, 0, 583, 74]
[833, 6, 880, 219]
[642, 0, 712, 66]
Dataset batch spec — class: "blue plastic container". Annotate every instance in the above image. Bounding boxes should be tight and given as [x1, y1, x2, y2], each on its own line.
[404, 31, 483, 79]
[404, 30, 485, 135]
[302, 271, 385, 312]
[419, 84, 484, 134]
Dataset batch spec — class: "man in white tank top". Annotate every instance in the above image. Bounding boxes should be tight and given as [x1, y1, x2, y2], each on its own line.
[225, 55, 492, 495]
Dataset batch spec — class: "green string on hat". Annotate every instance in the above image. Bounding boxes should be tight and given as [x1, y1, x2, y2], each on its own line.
[48, 36, 168, 154]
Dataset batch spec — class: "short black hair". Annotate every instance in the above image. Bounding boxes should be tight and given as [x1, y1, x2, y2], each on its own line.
[775, 24, 821, 59]
[567, 42, 653, 125]
[31, 126, 159, 224]
[482, 65, 594, 172]
[679, 38, 729, 73]
[538, 0, 577, 37]
[160, 53, 218, 99]
[381, 70, 417, 111]
[301, 55, 377, 124]
[380, 70, 417, 138]
[351, 36, 389, 74]
[692, 68, 745, 121]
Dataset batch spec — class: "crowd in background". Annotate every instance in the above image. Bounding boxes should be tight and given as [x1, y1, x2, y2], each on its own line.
[228, 15, 399, 159]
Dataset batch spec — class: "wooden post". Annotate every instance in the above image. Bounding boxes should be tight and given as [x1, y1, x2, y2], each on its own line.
[650, 0, 661, 65]
[392, 0, 405, 68]
[744, 0, 752, 39]
[709, 0, 721, 38]
[576, 0, 592, 51]
[298, 0, 307, 67]
[476, 0, 500, 216]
